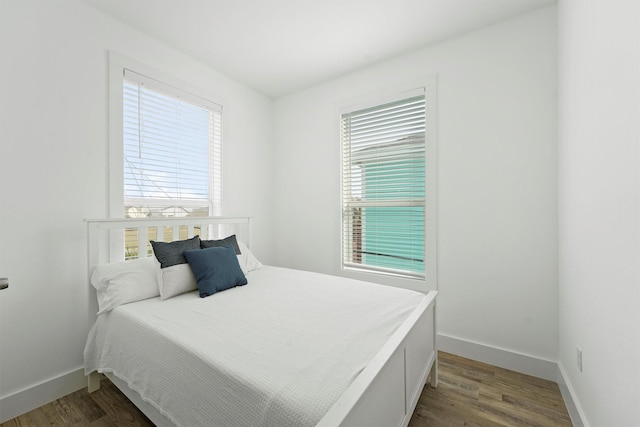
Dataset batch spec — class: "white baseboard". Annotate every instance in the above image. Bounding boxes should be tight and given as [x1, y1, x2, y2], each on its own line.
[0, 367, 86, 423]
[557, 361, 589, 427]
[437, 333, 558, 381]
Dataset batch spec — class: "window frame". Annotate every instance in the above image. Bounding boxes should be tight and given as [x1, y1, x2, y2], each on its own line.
[339, 81, 437, 289]
[108, 52, 224, 220]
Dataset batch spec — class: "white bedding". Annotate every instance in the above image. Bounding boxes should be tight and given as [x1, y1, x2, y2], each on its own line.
[84, 266, 427, 427]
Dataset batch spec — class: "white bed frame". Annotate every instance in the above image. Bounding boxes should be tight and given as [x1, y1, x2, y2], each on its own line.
[85, 216, 438, 427]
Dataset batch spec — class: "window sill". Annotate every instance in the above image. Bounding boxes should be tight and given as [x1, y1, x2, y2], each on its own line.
[340, 265, 431, 293]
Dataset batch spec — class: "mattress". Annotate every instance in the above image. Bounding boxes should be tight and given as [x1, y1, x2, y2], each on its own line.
[84, 266, 427, 427]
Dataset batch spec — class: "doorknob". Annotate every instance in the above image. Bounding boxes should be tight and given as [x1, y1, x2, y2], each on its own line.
[0, 278, 8, 290]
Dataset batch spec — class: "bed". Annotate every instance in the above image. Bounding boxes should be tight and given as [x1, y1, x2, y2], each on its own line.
[84, 216, 437, 427]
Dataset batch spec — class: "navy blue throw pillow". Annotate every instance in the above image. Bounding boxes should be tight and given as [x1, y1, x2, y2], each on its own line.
[150, 236, 201, 268]
[183, 246, 247, 298]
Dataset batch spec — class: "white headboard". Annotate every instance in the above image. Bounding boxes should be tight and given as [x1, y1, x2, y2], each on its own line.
[84, 216, 251, 319]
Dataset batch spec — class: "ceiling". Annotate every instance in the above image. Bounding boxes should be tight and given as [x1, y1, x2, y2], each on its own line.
[79, 0, 555, 98]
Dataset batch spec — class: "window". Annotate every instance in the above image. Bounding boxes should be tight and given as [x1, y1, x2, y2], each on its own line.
[110, 66, 223, 259]
[122, 69, 222, 219]
[341, 91, 426, 279]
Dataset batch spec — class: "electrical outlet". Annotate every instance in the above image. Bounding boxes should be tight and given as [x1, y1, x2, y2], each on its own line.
[576, 347, 583, 372]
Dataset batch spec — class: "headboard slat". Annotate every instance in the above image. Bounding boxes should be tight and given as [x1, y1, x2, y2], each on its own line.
[138, 228, 148, 258]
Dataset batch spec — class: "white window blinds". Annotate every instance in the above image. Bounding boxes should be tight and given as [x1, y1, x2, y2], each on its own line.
[123, 69, 222, 218]
[341, 92, 426, 278]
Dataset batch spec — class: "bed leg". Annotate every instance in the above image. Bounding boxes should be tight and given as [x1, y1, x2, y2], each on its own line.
[429, 353, 438, 388]
[88, 372, 102, 393]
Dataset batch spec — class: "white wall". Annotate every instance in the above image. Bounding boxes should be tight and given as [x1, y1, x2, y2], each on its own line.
[558, 0, 640, 425]
[0, 0, 274, 420]
[274, 6, 558, 372]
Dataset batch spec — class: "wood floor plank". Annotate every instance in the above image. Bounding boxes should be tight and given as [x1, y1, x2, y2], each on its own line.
[89, 417, 117, 427]
[66, 387, 107, 423]
[91, 380, 154, 426]
[4, 351, 572, 426]
[52, 394, 89, 425]
[20, 408, 55, 427]
[37, 402, 67, 427]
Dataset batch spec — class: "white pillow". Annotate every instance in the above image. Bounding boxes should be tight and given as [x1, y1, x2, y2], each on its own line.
[91, 256, 160, 314]
[237, 240, 263, 274]
[150, 236, 201, 300]
[157, 262, 198, 300]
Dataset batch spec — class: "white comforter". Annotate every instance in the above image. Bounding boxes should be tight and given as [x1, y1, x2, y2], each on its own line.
[84, 266, 427, 427]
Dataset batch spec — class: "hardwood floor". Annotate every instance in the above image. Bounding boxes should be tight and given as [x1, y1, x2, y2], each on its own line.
[1, 378, 154, 427]
[409, 352, 572, 427]
[2, 352, 572, 426]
